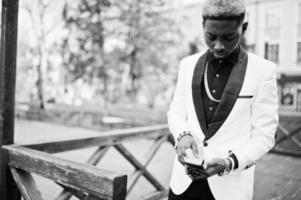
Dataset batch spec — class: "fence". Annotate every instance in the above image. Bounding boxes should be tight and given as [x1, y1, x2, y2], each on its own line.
[272, 116, 301, 157]
[3, 124, 173, 200]
[3, 117, 301, 200]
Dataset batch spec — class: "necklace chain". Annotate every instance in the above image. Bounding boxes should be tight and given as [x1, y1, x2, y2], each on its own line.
[204, 62, 221, 103]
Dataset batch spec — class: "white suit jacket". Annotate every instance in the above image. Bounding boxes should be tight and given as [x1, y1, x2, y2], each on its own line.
[167, 49, 279, 200]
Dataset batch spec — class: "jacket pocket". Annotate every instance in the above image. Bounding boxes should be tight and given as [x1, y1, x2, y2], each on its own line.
[237, 95, 253, 99]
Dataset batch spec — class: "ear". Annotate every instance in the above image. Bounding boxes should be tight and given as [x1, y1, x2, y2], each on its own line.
[242, 22, 248, 33]
[202, 18, 206, 28]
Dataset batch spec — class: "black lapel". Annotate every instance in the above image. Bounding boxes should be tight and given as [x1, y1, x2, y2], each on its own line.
[205, 48, 248, 141]
[192, 50, 210, 135]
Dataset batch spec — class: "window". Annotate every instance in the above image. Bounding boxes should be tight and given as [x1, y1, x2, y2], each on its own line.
[264, 8, 280, 63]
[281, 84, 295, 107]
[297, 4, 301, 64]
[297, 42, 301, 64]
[265, 9, 281, 40]
[265, 43, 279, 63]
[298, 3, 301, 38]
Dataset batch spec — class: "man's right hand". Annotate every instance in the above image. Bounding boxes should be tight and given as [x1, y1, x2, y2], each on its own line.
[175, 134, 199, 164]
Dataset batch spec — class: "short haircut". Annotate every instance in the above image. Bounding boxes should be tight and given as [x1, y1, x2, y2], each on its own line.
[202, 0, 246, 23]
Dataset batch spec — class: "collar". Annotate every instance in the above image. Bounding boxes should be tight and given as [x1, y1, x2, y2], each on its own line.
[207, 47, 240, 65]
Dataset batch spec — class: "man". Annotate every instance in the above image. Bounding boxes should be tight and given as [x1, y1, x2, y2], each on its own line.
[167, 0, 279, 200]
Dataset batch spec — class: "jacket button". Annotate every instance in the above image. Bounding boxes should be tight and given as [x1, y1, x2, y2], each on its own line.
[203, 142, 208, 147]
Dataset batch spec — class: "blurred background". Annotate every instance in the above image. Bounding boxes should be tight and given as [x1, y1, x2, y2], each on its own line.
[5, 0, 301, 116]
[0, 0, 301, 199]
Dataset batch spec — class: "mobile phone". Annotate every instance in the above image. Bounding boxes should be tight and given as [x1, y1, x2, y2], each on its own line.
[183, 161, 204, 169]
[183, 149, 204, 168]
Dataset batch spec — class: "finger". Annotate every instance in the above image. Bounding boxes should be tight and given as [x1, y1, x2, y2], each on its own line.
[191, 142, 199, 158]
[186, 166, 209, 177]
[204, 159, 218, 169]
[191, 173, 207, 180]
[196, 174, 207, 180]
[176, 146, 186, 157]
[186, 167, 208, 180]
[177, 148, 187, 164]
[188, 174, 195, 180]
[185, 171, 198, 180]
[203, 162, 208, 169]
[197, 169, 210, 176]
[178, 156, 185, 164]
[185, 167, 200, 180]
[186, 166, 197, 175]
[179, 146, 187, 157]
[185, 165, 190, 174]
[190, 171, 206, 177]
[186, 165, 204, 172]
[205, 167, 219, 177]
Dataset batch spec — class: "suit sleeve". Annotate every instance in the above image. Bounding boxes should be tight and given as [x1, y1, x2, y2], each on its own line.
[232, 63, 279, 170]
[167, 59, 190, 145]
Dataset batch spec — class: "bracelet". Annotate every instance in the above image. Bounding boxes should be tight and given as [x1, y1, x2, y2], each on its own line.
[176, 131, 192, 142]
[229, 153, 239, 169]
[227, 157, 235, 171]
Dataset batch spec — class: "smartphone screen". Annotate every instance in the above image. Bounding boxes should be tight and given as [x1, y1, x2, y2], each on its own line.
[183, 160, 204, 169]
[183, 149, 204, 168]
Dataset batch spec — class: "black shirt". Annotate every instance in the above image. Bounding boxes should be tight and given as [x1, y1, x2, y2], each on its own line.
[201, 48, 240, 125]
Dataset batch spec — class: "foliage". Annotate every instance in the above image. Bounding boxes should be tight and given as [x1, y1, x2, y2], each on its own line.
[17, 0, 65, 108]
[16, 0, 187, 109]
[60, 0, 182, 107]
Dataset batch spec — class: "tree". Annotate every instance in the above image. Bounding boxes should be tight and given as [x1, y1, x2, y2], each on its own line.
[60, 0, 181, 106]
[20, 0, 64, 109]
[109, 0, 180, 102]
[60, 0, 111, 106]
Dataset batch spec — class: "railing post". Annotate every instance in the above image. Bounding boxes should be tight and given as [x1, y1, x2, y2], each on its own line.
[0, 0, 20, 199]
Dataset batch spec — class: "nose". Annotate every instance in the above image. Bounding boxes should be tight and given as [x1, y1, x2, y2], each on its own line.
[214, 40, 225, 52]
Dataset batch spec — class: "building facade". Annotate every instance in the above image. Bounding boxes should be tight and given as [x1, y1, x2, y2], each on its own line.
[246, 0, 301, 111]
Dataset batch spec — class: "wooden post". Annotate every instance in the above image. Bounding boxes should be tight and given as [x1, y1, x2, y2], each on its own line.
[0, 0, 20, 199]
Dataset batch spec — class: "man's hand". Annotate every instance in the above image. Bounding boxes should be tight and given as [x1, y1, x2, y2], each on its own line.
[184, 164, 208, 180]
[185, 158, 226, 180]
[175, 135, 199, 164]
[203, 158, 226, 177]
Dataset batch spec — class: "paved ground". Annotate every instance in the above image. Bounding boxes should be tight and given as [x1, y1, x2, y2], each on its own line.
[14, 119, 301, 200]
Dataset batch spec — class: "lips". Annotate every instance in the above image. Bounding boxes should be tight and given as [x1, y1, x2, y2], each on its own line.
[213, 52, 227, 58]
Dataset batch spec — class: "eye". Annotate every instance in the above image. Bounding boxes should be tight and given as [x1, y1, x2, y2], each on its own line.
[206, 33, 217, 41]
[222, 34, 238, 41]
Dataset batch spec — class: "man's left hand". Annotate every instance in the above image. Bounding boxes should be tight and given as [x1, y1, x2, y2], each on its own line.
[185, 158, 226, 180]
[203, 158, 226, 177]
